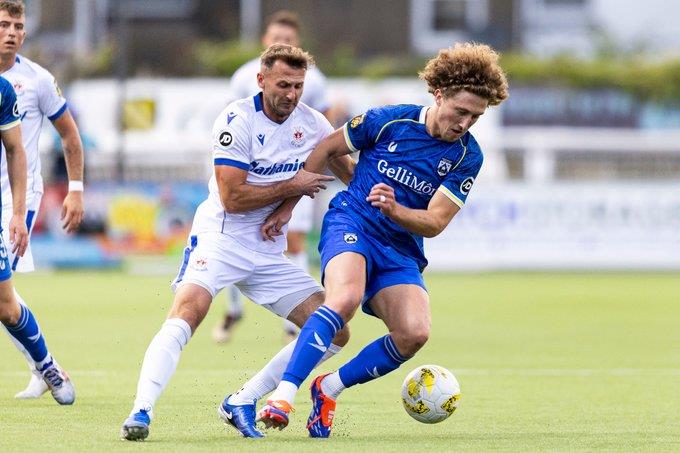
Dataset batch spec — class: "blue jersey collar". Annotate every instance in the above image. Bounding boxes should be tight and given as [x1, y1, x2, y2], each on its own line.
[253, 92, 263, 112]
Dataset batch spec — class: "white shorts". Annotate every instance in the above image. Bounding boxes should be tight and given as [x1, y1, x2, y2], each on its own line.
[1, 191, 42, 273]
[288, 195, 313, 233]
[171, 231, 323, 318]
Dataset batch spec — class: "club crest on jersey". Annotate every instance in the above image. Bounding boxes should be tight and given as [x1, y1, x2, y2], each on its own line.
[290, 126, 305, 147]
[190, 257, 208, 271]
[343, 233, 358, 244]
[12, 81, 23, 95]
[460, 177, 475, 195]
[350, 114, 365, 128]
[437, 158, 453, 176]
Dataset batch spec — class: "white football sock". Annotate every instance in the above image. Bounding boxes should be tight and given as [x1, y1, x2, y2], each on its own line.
[36, 354, 54, 371]
[131, 318, 192, 416]
[320, 371, 346, 399]
[229, 340, 342, 406]
[287, 251, 309, 273]
[227, 286, 243, 316]
[3, 290, 37, 372]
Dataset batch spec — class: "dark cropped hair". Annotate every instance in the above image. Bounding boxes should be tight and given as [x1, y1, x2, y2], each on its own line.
[0, 0, 25, 16]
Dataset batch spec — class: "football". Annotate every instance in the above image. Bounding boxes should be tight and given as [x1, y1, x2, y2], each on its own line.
[401, 365, 461, 423]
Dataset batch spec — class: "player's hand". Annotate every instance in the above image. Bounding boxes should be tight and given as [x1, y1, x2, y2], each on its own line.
[8, 214, 28, 257]
[290, 168, 334, 198]
[62, 191, 84, 234]
[366, 183, 397, 216]
[261, 207, 293, 241]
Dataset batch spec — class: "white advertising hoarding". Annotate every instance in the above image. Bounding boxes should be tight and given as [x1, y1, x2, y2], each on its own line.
[426, 183, 680, 270]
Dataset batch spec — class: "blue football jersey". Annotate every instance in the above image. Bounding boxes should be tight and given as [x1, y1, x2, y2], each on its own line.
[331, 104, 483, 270]
[0, 75, 21, 214]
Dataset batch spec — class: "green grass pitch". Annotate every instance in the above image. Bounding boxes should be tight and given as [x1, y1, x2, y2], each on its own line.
[1, 271, 679, 451]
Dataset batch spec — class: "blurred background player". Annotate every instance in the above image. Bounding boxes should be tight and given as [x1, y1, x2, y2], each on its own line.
[0, 57, 75, 404]
[258, 42, 509, 436]
[0, 0, 85, 400]
[213, 10, 332, 344]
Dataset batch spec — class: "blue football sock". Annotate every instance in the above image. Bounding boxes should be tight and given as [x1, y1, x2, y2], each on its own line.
[4, 304, 49, 365]
[281, 306, 344, 387]
[338, 335, 408, 388]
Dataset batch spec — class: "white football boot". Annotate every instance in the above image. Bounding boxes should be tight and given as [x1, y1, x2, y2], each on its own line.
[40, 360, 76, 405]
[14, 369, 49, 399]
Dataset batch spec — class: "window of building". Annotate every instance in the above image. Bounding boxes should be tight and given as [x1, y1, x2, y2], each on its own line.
[433, 0, 467, 30]
[410, 0, 489, 55]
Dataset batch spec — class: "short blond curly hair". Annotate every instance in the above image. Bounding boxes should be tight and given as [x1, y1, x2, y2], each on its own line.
[260, 43, 314, 71]
[419, 42, 509, 106]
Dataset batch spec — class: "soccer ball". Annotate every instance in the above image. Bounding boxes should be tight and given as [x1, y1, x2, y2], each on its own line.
[401, 365, 461, 423]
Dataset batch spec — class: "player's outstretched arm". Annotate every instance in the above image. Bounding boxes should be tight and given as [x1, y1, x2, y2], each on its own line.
[328, 154, 356, 186]
[260, 197, 297, 241]
[216, 165, 334, 214]
[260, 129, 354, 240]
[52, 110, 85, 233]
[1, 126, 28, 256]
[366, 183, 460, 238]
[304, 128, 353, 175]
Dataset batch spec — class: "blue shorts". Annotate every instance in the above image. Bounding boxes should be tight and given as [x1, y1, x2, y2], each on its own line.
[0, 232, 12, 282]
[319, 208, 426, 317]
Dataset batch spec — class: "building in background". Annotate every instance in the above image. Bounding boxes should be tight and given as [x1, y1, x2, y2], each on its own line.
[22, 0, 680, 78]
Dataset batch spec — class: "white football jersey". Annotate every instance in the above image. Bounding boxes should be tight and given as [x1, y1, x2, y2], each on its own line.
[0, 55, 67, 203]
[191, 93, 333, 254]
[229, 58, 330, 113]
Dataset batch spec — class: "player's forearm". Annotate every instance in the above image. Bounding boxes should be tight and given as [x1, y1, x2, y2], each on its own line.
[53, 112, 85, 182]
[328, 154, 355, 186]
[305, 129, 351, 174]
[61, 135, 85, 182]
[220, 179, 301, 213]
[387, 204, 447, 238]
[276, 195, 302, 218]
[5, 146, 27, 216]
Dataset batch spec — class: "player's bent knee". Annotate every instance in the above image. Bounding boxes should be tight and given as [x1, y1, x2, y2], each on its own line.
[0, 305, 20, 325]
[0, 291, 20, 325]
[168, 284, 213, 332]
[325, 297, 362, 323]
[392, 326, 430, 357]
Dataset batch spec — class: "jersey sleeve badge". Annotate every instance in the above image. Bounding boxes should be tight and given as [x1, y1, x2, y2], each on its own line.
[350, 113, 365, 128]
[54, 79, 63, 97]
[217, 130, 233, 147]
[459, 177, 475, 195]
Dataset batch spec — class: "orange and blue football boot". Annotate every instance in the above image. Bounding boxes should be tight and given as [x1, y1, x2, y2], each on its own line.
[306, 374, 336, 438]
[256, 400, 293, 430]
